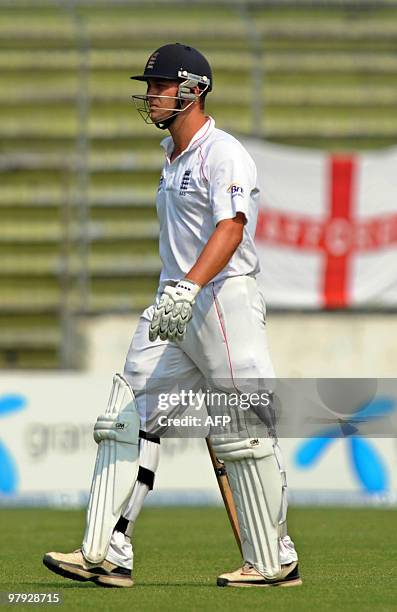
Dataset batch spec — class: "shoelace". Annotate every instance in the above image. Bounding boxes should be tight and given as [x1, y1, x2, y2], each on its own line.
[242, 562, 255, 572]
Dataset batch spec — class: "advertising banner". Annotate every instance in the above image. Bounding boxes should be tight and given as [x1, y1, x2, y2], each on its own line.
[1, 375, 396, 507]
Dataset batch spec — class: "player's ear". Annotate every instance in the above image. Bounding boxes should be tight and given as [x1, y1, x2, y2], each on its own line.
[193, 86, 202, 103]
[178, 83, 199, 102]
[189, 86, 203, 110]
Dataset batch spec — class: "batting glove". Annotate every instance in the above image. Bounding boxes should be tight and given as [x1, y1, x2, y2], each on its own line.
[149, 279, 201, 343]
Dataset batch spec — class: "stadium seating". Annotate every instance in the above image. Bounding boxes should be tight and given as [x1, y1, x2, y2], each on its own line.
[1, 0, 397, 367]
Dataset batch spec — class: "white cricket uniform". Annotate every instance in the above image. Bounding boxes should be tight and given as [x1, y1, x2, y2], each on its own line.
[107, 116, 298, 570]
[123, 117, 274, 428]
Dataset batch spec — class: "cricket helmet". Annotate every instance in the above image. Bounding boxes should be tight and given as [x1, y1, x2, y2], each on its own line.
[131, 42, 212, 92]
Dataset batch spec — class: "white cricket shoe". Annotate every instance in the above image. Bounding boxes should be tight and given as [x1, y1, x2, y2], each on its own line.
[217, 560, 302, 588]
[43, 549, 133, 588]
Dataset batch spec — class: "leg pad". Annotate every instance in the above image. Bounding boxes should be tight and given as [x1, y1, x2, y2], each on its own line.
[82, 374, 140, 564]
[211, 437, 286, 579]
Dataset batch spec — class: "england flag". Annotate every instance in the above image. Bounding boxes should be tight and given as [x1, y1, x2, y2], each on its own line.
[246, 140, 397, 309]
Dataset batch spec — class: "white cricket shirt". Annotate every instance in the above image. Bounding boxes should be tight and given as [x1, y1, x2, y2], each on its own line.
[157, 116, 260, 287]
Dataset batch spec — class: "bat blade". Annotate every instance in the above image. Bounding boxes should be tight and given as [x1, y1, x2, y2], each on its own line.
[206, 438, 242, 555]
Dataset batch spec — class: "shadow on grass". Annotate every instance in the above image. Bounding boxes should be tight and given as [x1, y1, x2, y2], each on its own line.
[19, 582, 95, 589]
[22, 580, 216, 589]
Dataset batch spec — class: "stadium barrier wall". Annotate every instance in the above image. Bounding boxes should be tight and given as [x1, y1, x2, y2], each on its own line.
[1, 311, 397, 507]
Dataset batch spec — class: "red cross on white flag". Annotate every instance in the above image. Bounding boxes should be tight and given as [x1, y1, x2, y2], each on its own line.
[245, 140, 397, 308]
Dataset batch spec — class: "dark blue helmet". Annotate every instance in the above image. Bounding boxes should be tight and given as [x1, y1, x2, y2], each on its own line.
[131, 43, 212, 92]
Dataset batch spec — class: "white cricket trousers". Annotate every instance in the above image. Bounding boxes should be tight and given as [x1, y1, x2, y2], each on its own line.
[124, 274, 275, 429]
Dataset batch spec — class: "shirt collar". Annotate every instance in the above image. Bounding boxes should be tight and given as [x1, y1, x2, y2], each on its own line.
[160, 116, 215, 159]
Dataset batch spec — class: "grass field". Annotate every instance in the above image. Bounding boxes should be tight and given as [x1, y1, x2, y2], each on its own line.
[1, 507, 397, 611]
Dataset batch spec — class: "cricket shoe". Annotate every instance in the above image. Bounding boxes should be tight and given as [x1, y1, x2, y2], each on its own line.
[42, 549, 133, 588]
[217, 560, 302, 588]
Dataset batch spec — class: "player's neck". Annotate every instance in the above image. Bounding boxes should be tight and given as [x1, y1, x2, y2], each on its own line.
[168, 112, 208, 162]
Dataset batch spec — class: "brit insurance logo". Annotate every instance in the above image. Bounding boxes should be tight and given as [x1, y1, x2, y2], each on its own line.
[227, 183, 244, 198]
[179, 170, 191, 196]
[0, 393, 26, 493]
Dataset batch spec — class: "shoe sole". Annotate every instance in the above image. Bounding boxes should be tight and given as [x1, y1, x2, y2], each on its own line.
[95, 575, 133, 588]
[217, 577, 303, 588]
[42, 555, 133, 588]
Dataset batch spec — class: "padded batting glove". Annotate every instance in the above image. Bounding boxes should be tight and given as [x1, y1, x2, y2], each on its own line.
[149, 279, 201, 343]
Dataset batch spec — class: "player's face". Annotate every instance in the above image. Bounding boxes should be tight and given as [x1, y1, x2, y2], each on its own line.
[146, 79, 179, 122]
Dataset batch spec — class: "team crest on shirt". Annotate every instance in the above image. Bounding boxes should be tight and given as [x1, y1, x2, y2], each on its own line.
[227, 183, 244, 198]
[179, 170, 192, 196]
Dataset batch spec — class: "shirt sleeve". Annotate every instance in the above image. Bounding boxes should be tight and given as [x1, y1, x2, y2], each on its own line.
[206, 139, 258, 225]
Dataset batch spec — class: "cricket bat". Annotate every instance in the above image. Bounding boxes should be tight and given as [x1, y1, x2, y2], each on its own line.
[206, 438, 242, 556]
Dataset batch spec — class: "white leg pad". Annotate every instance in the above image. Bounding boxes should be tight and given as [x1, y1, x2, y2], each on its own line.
[82, 374, 140, 564]
[211, 437, 287, 579]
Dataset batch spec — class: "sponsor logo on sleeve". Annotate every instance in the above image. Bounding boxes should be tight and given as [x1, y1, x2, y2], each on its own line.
[227, 183, 244, 198]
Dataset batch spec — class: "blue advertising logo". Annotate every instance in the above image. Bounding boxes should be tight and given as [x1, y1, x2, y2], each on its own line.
[0, 394, 27, 493]
[295, 397, 396, 493]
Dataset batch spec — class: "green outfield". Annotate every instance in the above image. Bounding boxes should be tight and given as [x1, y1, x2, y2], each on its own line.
[1, 506, 397, 611]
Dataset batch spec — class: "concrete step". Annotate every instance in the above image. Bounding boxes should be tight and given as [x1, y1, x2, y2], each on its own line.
[0, 290, 155, 314]
[0, 186, 156, 207]
[2, 49, 397, 73]
[0, 254, 161, 276]
[3, 86, 397, 107]
[0, 327, 61, 348]
[0, 151, 163, 172]
[1, 115, 396, 140]
[1, 17, 397, 44]
[0, 219, 159, 243]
